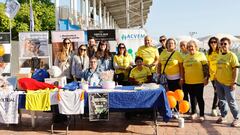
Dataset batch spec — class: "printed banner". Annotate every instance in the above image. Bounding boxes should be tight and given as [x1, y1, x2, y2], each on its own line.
[0, 32, 11, 76]
[5, 0, 20, 19]
[89, 92, 109, 121]
[87, 29, 116, 41]
[51, 30, 85, 64]
[18, 32, 50, 70]
[116, 29, 147, 56]
[51, 30, 85, 43]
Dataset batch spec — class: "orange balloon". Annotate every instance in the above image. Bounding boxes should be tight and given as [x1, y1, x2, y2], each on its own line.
[174, 89, 184, 101]
[179, 100, 190, 113]
[167, 95, 177, 109]
[166, 91, 175, 97]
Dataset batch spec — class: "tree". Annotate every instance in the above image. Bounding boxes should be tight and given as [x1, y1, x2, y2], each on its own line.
[0, 1, 55, 40]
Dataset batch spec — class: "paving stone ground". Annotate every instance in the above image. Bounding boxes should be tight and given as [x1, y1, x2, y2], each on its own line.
[1, 84, 240, 135]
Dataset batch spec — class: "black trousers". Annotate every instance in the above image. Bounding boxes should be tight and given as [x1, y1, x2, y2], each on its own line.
[167, 79, 181, 110]
[185, 83, 205, 116]
[182, 83, 189, 102]
[211, 81, 219, 109]
[167, 79, 181, 91]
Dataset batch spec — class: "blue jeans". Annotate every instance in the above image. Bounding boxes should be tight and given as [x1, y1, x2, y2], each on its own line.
[215, 80, 239, 119]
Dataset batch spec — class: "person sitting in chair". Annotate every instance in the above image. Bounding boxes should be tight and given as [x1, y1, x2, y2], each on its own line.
[129, 56, 152, 85]
[81, 56, 101, 86]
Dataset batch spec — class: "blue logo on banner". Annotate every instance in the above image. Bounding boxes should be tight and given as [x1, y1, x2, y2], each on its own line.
[121, 34, 145, 41]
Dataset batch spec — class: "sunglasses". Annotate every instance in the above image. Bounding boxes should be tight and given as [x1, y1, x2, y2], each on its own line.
[220, 43, 228, 46]
[90, 61, 97, 63]
[119, 46, 125, 49]
[160, 39, 166, 42]
[80, 48, 87, 51]
[64, 42, 71, 44]
[210, 41, 217, 44]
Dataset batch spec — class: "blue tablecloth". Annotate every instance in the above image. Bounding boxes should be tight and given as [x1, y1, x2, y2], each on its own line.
[18, 85, 172, 122]
[86, 86, 172, 122]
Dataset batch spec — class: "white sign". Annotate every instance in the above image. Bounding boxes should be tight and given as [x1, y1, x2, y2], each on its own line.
[116, 29, 147, 56]
[51, 31, 85, 43]
[5, 0, 20, 19]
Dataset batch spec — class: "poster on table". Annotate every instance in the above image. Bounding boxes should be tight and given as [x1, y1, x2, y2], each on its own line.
[51, 30, 86, 65]
[18, 32, 50, 70]
[0, 32, 11, 76]
[116, 29, 147, 58]
[88, 92, 109, 121]
[87, 29, 117, 52]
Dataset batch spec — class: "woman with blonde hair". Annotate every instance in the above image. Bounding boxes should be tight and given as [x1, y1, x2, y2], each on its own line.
[54, 38, 74, 83]
[158, 38, 183, 91]
[183, 40, 209, 121]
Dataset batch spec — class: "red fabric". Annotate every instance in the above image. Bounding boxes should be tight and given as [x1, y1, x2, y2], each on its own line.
[18, 78, 56, 90]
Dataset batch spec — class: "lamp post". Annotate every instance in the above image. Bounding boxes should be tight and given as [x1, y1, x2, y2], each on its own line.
[189, 32, 197, 38]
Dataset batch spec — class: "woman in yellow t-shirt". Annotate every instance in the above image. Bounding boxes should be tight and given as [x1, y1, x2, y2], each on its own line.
[206, 37, 220, 117]
[183, 40, 209, 121]
[158, 38, 183, 91]
[113, 43, 134, 85]
[129, 56, 152, 85]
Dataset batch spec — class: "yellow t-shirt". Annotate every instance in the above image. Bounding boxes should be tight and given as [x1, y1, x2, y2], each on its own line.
[215, 51, 239, 86]
[207, 51, 219, 81]
[136, 45, 159, 73]
[113, 54, 133, 80]
[159, 50, 183, 76]
[25, 90, 51, 111]
[180, 52, 188, 59]
[183, 51, 208, 84]
[129, 66, 152, 84]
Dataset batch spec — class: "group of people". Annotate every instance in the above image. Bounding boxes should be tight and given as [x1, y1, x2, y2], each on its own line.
[53, 35, 239, 127]
[157, 35, 239, 127]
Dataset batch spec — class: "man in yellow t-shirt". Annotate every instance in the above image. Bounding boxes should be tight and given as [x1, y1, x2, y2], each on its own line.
[129, 56, 152, 85]
[136, 36, 159, 73]
[214, 37, 240, 127]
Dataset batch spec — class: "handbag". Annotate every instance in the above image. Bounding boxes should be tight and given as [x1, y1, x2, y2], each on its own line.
[159, 51, 175, 86]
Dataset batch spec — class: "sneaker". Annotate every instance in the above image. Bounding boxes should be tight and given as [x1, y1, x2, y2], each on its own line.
[231, 119, 240, 127]
[191, 113, 198, 120]
[199, 116, 205, 122]
[216, 116, 227, 124]
[211, 109, 218, 117]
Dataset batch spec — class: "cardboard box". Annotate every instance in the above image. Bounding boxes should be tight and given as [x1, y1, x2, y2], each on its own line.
[44, 76, 67, 87]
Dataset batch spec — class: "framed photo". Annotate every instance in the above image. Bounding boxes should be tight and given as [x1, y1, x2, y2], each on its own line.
[19, 32, 49, 58]
[0, 32, 11, 76]
[19, 57, 50, 70]
[88, 92, 109, 121]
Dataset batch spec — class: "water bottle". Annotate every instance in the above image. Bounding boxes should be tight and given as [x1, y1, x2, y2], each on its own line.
[178, 117, 184, 128]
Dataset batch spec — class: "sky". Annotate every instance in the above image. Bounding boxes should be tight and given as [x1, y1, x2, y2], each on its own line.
[1, 0, 240, 39]
[144, 0, 240, 39]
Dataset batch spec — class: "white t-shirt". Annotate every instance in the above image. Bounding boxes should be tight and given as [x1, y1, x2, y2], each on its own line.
[58, 90, 84, 115]
[0, 91, 21, 124]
